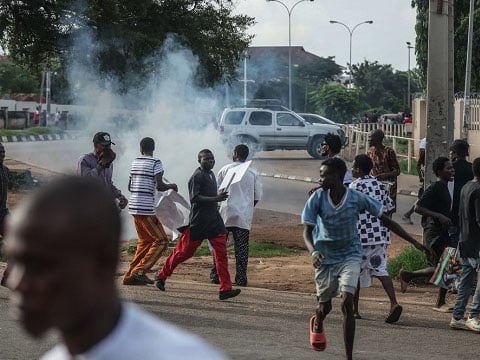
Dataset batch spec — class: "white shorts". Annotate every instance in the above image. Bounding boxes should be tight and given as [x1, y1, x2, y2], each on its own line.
[359, 243, 389, 288]
[314, 258, 361, 303]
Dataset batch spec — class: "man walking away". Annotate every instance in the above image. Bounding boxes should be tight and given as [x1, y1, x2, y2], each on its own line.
[210, 144, 262, 286]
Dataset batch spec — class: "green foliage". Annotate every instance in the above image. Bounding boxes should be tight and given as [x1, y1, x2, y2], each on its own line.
[387, 246, 429, 278]
[352, 60, 421, 113]
[399, 159, 419, 176]
[295, 57, 343, 86]
[309, 83, 363, 123]
[123, 239, 300, 258]
[0, 127, 64, 137]
[0, 61, 40, 94]
[412, 0, 480, 92]
[0, 1, 254, 90]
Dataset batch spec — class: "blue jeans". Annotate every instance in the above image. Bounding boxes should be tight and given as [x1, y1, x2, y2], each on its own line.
[453, 258, 480, 320]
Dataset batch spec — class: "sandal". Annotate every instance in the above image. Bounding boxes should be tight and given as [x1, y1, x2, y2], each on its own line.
[309, 316, 327, 351]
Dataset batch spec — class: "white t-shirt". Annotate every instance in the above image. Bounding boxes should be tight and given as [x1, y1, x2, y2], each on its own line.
[40, 303, 227, 360]
[128, 156, 164, 215]
[217, 161, 262, 230]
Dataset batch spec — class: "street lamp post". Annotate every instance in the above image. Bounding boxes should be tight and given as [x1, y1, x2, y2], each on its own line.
[267, 0, 315, 110]
[329, 20, 373, 86]
[406, 41, 415, 112]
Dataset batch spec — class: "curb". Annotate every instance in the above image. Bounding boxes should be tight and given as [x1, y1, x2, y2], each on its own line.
[260, 173, 419, 197]
[259, 172, 317, 183]
[1, 133, 77, 143]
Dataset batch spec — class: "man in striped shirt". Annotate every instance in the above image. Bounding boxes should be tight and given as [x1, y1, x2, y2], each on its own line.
[123, 137, 178, 286]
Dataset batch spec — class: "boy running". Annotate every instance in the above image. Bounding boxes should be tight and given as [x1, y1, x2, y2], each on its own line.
[123, 137, 178, 285]
[155, 149, 241, 300]
[302, 158, 426, 359]
[350, 154, 402, 323]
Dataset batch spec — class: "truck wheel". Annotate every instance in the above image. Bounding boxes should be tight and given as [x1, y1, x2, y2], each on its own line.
[309, 137, 326, 159]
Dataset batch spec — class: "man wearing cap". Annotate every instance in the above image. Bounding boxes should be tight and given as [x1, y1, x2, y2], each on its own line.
[77, 132, 128, 209]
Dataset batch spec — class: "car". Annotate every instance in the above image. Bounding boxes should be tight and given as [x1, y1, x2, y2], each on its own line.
[218, 107, 347, 159]
[298, 113, 339, 126]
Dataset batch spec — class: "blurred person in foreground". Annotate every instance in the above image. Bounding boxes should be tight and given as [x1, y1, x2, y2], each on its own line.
[0, 142, 10, 286]
[302, 158, 422, 359]
[5, 176, 227, 360]
[77, 131, 128, 210]
[449, 158, 480, 333]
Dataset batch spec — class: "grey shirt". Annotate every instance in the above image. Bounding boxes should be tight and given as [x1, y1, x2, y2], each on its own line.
[77, 152, 122, 199]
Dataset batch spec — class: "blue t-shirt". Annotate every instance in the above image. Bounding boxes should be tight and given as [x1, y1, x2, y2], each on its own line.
[302, 188, 383, 264]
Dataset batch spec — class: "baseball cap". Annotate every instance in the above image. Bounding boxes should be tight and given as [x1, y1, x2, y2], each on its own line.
[93, 132, 115, 146]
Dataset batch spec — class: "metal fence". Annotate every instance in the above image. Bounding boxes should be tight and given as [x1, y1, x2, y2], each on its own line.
[342, 123, 416, 173]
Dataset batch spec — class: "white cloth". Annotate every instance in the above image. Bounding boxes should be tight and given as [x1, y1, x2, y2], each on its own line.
[419, 137, 426, 149]
[155, 190, 190, 235]
[40, 303, 227, 360]
[217, 161, 262, 230]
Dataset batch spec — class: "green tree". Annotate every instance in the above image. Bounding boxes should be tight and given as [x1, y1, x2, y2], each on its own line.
[295, 57, 343, 86]
[352, 60, 421, 113]
[0, 1, 253, 91]
[0, 60, 40, 94]
[412, 0, 480, 92]
[309, 83, 363, 123]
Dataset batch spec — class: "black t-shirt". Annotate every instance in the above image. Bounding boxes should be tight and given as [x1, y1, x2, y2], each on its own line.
[418, 181, 452, 227]
[459, 180, 480, 259]
[452, 159, 473, 226]
[188, 167, 226, 241]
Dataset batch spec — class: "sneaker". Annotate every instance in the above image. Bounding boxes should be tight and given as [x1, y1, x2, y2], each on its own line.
[132, 273, 154, 285]
[210, 276, 220, 285]
[154, 275, 166, 291]
[123, 277, 147, 286]
[449, 317, 467, 330]
[466, 317, 480, 333]
[219, 288, 241, 300]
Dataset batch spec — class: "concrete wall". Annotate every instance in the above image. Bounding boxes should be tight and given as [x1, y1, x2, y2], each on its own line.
[413, 97, 480, 160]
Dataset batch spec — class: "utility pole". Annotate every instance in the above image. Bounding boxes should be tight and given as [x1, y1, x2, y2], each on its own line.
[463, 0, 475, 141]
[424, 0, 455, 184]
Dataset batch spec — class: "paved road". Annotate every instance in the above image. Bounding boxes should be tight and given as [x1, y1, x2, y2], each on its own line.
[1, 279, 477, 360]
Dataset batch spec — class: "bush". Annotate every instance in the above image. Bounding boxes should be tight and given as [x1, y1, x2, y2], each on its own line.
[388, 246, 429, 278]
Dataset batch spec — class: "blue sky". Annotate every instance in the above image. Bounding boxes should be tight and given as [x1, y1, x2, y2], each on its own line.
[232, 0, 418, 72]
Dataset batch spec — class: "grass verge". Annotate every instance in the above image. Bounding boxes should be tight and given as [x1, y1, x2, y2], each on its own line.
[123, 239, 301, 258]
[388, 246, 429, 279]
[0, 127, 64, 137]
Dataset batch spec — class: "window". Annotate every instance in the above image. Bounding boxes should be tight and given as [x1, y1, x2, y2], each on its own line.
[277, 113, 302, 126]
[224, 111, 245, 125]
[249, 111, 272, 126]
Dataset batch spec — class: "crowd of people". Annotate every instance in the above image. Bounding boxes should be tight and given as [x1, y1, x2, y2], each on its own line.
[0, 129, 479, 360]
[304, 132, 480, 359]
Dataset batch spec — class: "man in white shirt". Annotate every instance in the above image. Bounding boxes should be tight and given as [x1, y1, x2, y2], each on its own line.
[5, 176, 227, 360]
[210, 145, 262, 286]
